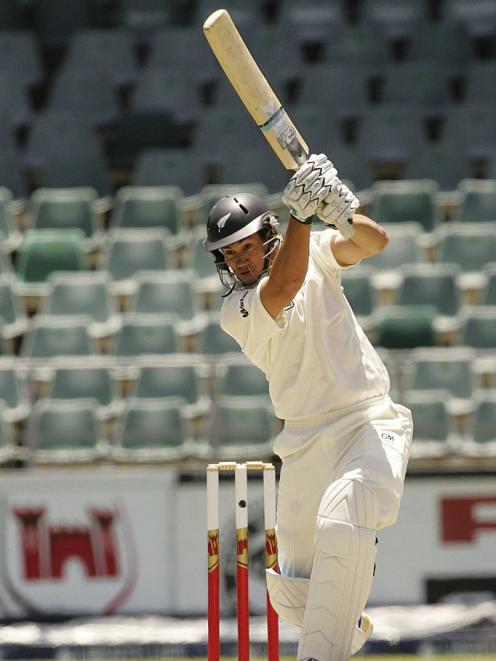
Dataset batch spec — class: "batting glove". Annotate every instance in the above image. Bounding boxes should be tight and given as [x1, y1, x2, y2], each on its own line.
[282, 153, 338, 223]
[318, 180, 359, 239]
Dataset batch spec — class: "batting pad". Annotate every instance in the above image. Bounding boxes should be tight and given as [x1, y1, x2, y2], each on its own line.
[266, 569, 372, 655]
[297, 479, 379, 661]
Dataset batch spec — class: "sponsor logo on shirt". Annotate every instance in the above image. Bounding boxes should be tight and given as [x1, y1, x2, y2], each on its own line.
[239, 292, 249, 318]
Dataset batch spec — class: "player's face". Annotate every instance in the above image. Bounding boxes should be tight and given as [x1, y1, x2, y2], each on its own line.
[222, 233, 266, 285]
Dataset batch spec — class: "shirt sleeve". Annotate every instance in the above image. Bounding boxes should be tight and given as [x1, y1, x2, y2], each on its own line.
[220, 278, 287, 369]
[311, 227, 361, 272]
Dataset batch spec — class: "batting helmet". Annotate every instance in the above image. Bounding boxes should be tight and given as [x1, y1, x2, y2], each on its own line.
[204, 193, 281, 293]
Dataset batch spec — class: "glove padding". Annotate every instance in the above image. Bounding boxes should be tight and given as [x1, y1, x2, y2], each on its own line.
[318, 180, 359, 239]
[282, 154, 338, 222]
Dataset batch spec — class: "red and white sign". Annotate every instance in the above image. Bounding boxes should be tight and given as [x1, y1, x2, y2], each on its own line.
[0, 470, 177, 616]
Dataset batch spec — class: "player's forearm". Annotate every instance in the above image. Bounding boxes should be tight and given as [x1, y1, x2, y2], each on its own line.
[348, 214, 389, 256]
[269, 217, 311, 291]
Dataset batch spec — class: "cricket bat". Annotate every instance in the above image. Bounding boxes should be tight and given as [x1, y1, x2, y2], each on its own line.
[203, 9, 309, 171]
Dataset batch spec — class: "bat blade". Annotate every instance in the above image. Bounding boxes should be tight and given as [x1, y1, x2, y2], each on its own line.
[203, 9, 309, 170]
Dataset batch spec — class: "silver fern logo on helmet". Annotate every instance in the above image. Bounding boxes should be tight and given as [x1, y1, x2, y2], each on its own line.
[217, 213, 231, 231]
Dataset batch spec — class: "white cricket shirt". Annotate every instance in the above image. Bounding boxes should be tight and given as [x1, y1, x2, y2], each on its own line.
[220, 228, 390, 428]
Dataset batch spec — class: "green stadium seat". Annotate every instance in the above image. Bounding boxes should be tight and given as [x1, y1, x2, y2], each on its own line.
[133, 148, 206, 196]
[454, 179, 496, 223]
[15, 229, 88, 297]
[211, 397, 276, 461]
[482, 263, 496, 305]
[130, 271, 207, 337]
[101, 229, 171, 297]
[28, 399, 108, 464]
[463, 393, 496, 457]
[132, 364, 209, 419]
[0, 275, 28, 341]
[216, 361, 270, 403]
[373, 305, 437, 349]
[45, 365, 123, 420]
[459, 306, 496, 349]
[404, 347, 477, 415]
[20, 318, 97, 361]
[197, 314, 242, 356]
[0, 403, 22, 465]
[112, 399, 190, 462]
[0, 362, 30, 424]
[186, 228, 223, 300]
[109, 186, 186, 247]
[402, 392, 456, 459]
[42, 272, 121, 339]
[111, 314, 179, 359]
[28, 187, 104, 249]
[341, 269, 377, 330]
[368, 180, 442, 233]
[436, 224, 496, 296]
[0, 186, 22, 252]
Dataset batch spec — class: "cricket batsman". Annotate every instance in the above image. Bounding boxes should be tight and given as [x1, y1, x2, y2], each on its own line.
[204, 154, 413, 660]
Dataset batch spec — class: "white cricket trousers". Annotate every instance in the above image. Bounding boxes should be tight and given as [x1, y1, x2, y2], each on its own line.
[275, 400, 413, 579]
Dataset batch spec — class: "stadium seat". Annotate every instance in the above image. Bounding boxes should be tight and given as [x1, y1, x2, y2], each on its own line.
[0, 186, 22, 253]
[32, 0, 94, 48]
[109, 186, 186, 246]
[463, 393, 496, 457]
[395, 264, 462, 320]
[37, 143, 112, 199]
[464, 63, 496, 105]
[482, 264, 496, 305]
[365, 222, 424, 295]
[323, 23, 389, 66]
[0, 403, 22, 465]
[297, 64, 370, 118]
[48, 69, 120, 128]
[28, 399, 108, 464]
[101, 229, 171, 297]
[435, 223, 496, 296]
[408, 20, 472, 69]
[63, 29, 137, 89]
[446, 0, 496, 39]
[28, 187, 104, 249]
[0, 275, 28, 341]
[186, 228, 223, 301]
[0, 1, 25, 29]
[381, 63, 452, 115]
[129, 271, 207, 338]
[45, 365, 123, 420]
[216, 361, 270, 403]
[368, 180, 441, 232]
[107, 111, 188, 170]
[279, 3, 343, 61]
[0, 147, 29, 200]
[442, 104, 496, 165]
[111, 315, 179, 358]
[0, 73, 32, 130]
[404, 347, 477, 414]
[0, 31, 43, 89]
[15, 229, 88, 298]
[132, 364, 209, 419]
[133, 148, 206, 196]
[20, 317, 97, 361]
[404, 140, 474, 192]
[459, 306, 496, 348]
[132, 68, 200, 128]
[0, 362, 30, 424]
[112, 399, 190, 462]
[147, 26, 219, 91]
[341, 270, 377, 330]
[197, 314, 242, 356]
[373, 305, 437, 349]
[210, 397, 276, 461]
[453, 179, 496, 223]
[215, 143, 289, 196]
[25, 111, 96, 166]
[41, 272, 121, 339]
[402, 392, 456, 459]
[357, 106, 425, 179]
[361, 0, 423, 41]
